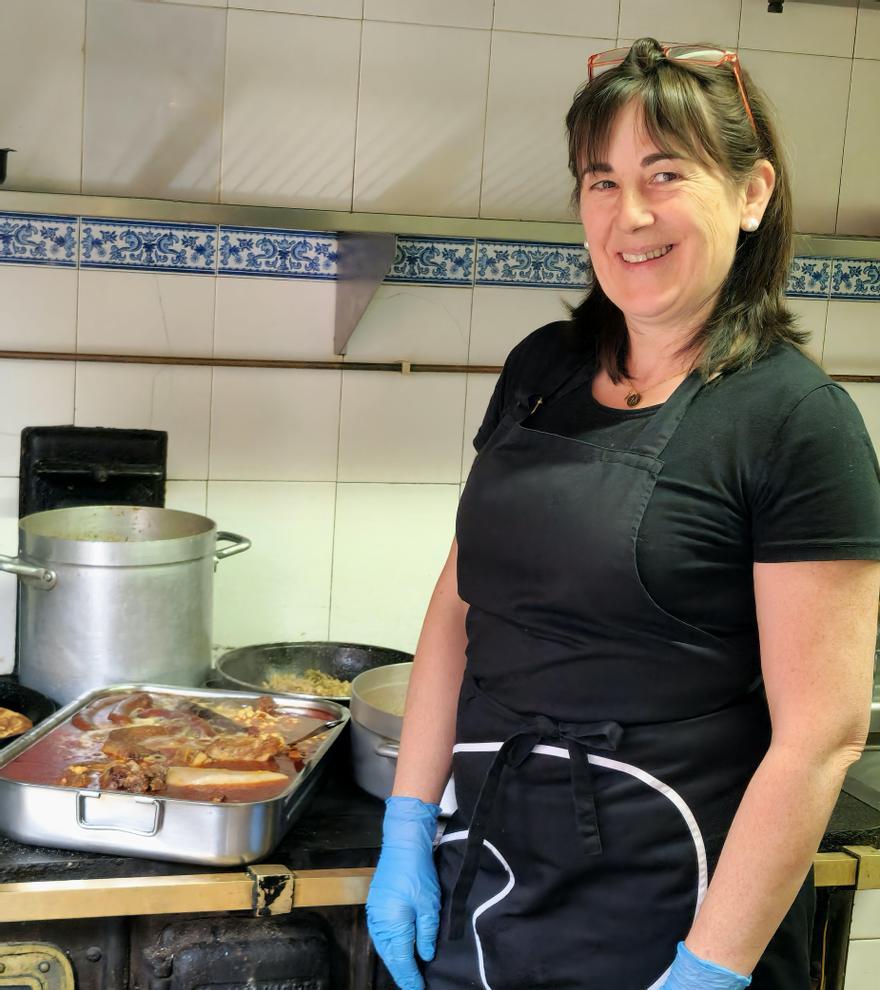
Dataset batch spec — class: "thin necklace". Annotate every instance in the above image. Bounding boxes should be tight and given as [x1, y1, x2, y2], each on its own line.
[620, 367, 693, 408]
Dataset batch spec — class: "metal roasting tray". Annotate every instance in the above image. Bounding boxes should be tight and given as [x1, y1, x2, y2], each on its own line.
[0, 683, 348, 866]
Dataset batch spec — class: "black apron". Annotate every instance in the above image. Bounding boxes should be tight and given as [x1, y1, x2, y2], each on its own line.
[424, 357, 814, 990]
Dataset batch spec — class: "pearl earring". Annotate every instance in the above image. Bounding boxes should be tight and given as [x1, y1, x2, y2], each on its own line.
[583, 240, 590, 250]
[743, 217, 759, 232]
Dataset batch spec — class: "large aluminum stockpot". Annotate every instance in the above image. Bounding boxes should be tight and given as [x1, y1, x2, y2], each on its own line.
[0, 683, 347, 865]
[349, 662, 411, 801]
[0, 506, 250, 704]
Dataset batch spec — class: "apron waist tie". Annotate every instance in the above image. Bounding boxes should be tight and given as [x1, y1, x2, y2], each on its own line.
[448, 714, 624, 940]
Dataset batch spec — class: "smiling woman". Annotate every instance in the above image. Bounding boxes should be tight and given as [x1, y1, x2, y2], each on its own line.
[364, 37, 880, 990]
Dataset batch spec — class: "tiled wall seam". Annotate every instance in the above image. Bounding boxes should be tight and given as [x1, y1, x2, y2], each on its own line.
[0, 211, 877, 299]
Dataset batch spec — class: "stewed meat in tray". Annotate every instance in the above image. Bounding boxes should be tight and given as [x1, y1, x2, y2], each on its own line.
[0, 684, 348, 865]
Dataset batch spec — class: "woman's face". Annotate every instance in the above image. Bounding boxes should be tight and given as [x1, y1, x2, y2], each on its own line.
[579, 100, 746, 334]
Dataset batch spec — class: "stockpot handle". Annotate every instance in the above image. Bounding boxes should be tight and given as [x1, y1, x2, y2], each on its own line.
[375, 739, 400, 760]
[214, 531, 251, 565]
[0, 554, 56, 590]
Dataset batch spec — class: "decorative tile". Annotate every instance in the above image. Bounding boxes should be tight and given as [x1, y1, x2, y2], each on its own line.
[218, 226, 338, 278]
[785, 257, 832, 298]
[80, 219, 216, 274]
[831, 259, 880, 301]
[0, 212, 78, 268]
[385, 237, 475, 286]
[476, 240, 590, 289]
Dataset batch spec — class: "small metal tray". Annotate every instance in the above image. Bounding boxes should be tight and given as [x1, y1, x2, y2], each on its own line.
[0, 683, 348, 866]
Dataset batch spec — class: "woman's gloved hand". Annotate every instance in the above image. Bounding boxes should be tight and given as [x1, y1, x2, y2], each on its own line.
[662, 942, 752, 989]
[366, 795, 442, 990]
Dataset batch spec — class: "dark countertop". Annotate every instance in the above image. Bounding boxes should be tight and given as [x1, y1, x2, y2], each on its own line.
[0, 743, 877, 886]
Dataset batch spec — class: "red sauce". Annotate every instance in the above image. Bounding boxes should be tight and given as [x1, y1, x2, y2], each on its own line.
[0, 692, 329, 804]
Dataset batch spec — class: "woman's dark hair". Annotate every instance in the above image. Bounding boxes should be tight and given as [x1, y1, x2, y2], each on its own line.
[566, 37, 807, 381]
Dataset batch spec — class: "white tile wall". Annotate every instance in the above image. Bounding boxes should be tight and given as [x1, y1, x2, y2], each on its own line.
[74, 363, 212, 479]
[209, 368, 341, 481]
[365, 0, 493, 30]
[345, 285, 472, 363]
[0, 478, 19, 674]
[480, 31, 602, 222]
[208, 480, 336, 645]
[786, 296, 828, 365]
[618, 0, 741, 51]
[229, 0, 362, 16]
[0, 267, 78, 352]
[0, 0, 85, 194]
[837, 58, 880, 237]
[222, 11, 361, 210]
[328, 482, 458, 652]
[742, 49, 852, 234]
[338, 371, 466, 483]
[165, 480, 209, 516]
[740, 0, 859, 58]
[214, 276, 337, 360]
[850, 888, 880, 940]
[855, 0, 880, 58]
[493, 0, 618, 39]
[353, 21, 491, 216]
[0, 361, 75, 475]
[77, 271, 215, 356]
[843, 938, 880, 990]
[83, 0, 226, 201]
[823, 301, 878, 375]
[469, 286, 583, 365]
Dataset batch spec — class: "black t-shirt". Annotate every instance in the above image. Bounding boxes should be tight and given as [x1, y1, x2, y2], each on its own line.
[473, 322, 880, 642]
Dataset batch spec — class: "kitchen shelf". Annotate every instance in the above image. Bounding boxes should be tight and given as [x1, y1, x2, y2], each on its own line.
[1, 189, 879, 258]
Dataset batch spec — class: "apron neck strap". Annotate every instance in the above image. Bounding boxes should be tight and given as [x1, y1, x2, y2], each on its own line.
[628, 370, 705, 460]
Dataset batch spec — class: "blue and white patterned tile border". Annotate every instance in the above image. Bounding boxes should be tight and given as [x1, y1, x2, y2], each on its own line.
[385, 236, 475, 286]
[831, 259, 880, 301]
[0, 212, 876, 300]
[0, 211, 78, 268]
[476, 239, 590, 289]
[218, 225, 337, 278]
[786, 256, 832, 299]
[80, 218, 215, 273]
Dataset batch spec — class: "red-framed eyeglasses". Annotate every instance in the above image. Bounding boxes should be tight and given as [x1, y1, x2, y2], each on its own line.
[587, 43, 756, 132]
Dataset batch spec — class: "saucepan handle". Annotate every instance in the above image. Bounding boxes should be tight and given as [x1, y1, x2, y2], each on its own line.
[0, 553, 56, 590]
[214, 531, 251, 566]
[375, 740, 400, 760]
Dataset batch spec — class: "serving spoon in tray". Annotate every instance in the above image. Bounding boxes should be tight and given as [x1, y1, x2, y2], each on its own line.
[181, 700, 343, 747]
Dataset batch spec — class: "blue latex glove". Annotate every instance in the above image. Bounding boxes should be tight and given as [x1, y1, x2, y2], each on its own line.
[662, 942, 752, 988]
[366, 795, 442, 990]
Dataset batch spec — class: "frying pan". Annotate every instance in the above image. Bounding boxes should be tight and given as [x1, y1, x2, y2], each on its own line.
[0, 677, 58, 746]
[212, 641, 413, 705]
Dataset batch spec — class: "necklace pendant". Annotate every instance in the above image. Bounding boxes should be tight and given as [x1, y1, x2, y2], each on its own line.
[625, 391, 642, 408]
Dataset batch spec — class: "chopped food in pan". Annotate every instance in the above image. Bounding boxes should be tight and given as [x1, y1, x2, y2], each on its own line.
[0, 691, 334, 803]
[0, 707, 33, 739]
[262, 668, 352, 697]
